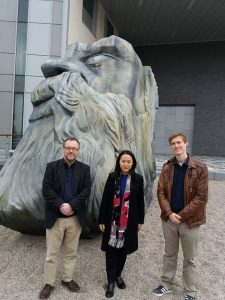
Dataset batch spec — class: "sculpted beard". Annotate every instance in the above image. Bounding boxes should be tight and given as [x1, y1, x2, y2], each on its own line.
[0, 36, 158, 234]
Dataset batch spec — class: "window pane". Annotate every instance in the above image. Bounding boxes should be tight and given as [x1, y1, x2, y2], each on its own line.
[18, 0, 29, 22]
[82, 8, 92, 31]
[14, 75, 25, 93]
[12, 93, 24, 148]
[83, 0, 94, 18]
[15, 23, 27, 75]
[82, 0, 97, 35]
[105, 16, 114, 37]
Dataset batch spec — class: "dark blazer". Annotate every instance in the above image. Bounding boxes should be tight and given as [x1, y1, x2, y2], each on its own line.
[42, 158, 91, 229]
[98, 171, 145, 254]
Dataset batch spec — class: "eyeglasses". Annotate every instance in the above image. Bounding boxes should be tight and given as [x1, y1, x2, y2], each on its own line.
[64, 147, 79, 152]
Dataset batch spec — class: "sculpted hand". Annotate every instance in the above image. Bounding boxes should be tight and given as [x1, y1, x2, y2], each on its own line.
[138, 224, 143, 232]
[99, 224, 105, 232]
[60, 203, 74, 216]
[169, 213, 181, 224]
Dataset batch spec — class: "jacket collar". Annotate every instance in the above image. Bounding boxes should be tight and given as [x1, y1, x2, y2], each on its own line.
[167, 154, 196, 169]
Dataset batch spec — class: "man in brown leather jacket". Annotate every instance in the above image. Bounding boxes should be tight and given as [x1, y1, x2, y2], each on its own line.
[152, 132, 208, 300]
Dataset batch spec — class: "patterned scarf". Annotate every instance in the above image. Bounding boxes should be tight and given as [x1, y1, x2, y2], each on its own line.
[108, 175, 131, 248]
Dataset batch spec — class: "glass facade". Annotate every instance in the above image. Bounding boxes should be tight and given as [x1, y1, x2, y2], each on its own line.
[12, 94, 24, 149]
[15, 23, 27, 75]
[13, 0, 29, 148]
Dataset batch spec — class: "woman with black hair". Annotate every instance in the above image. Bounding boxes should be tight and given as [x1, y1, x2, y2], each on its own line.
[98, 150, 145, 298]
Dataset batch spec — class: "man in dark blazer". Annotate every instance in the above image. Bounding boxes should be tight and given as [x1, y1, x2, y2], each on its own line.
[39, 137, 91, 299]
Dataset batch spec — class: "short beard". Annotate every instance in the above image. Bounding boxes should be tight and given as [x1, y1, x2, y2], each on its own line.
[64, 156, 76, 164]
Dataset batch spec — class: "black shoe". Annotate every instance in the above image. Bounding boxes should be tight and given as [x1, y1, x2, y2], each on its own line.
[61, 280, 80, 292]
[39, 284, 54, 299]
[105, 282, 115, 298]
[115, 276, 126, 289]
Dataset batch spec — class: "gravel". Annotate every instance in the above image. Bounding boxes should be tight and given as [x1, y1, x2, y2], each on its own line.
[0, 179, 224, 300]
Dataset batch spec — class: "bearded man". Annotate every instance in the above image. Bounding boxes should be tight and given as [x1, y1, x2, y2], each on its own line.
[39, 137, 91, 299]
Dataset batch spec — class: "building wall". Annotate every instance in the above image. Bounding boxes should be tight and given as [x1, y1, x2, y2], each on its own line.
[0, 0, 119, 157]
[67, 0, 118, 45]
[0, 0, 64, 150]
[155, 106, 195, 155]
[0, 0, 17, 136]
[68, 0, 100, 44]
[135, 42, 225, 157]
[24, 0, 64, 130]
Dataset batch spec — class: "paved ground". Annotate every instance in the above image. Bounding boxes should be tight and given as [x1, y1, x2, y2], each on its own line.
[0, 178, 224, 300]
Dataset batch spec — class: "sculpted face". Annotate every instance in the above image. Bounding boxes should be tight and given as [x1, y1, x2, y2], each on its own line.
[0, 36, 158, 234]
[40, 36, 145, 114]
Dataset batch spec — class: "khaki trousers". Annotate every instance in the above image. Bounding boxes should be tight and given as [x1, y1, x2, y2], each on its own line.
[161, 220, 199, 297]
[44, 216, 81, 286]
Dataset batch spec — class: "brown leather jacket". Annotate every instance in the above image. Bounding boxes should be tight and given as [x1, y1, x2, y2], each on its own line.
[157, 156, 208, 228]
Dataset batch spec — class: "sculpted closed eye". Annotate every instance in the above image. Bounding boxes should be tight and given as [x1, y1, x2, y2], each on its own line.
[85, 54, 117, 67]
[0, 35, 158, 238]
[87, 63, 101, 68]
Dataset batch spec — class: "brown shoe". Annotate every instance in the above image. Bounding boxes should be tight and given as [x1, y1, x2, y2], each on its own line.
[39, 284, 54, 299]
[61, 280, 80, 292]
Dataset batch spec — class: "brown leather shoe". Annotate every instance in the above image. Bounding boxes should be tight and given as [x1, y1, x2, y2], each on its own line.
[39, 284, 54, 299]
[62, 280, 80, 292]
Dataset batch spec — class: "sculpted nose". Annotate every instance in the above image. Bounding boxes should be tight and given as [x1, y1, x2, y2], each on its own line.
[41, 58, 95, 84]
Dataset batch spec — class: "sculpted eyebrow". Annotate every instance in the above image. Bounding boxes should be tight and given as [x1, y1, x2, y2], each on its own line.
[83, 53, 119, 62]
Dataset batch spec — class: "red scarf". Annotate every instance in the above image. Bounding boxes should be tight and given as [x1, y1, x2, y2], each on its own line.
[108, 175, 131, 248]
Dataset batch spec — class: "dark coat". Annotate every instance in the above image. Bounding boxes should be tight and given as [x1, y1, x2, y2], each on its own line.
[42, 158, 91, 229]
[98, 172, 145, 254]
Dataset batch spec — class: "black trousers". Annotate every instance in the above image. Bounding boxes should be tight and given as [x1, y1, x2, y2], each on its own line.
[106, 248, 127, 283]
